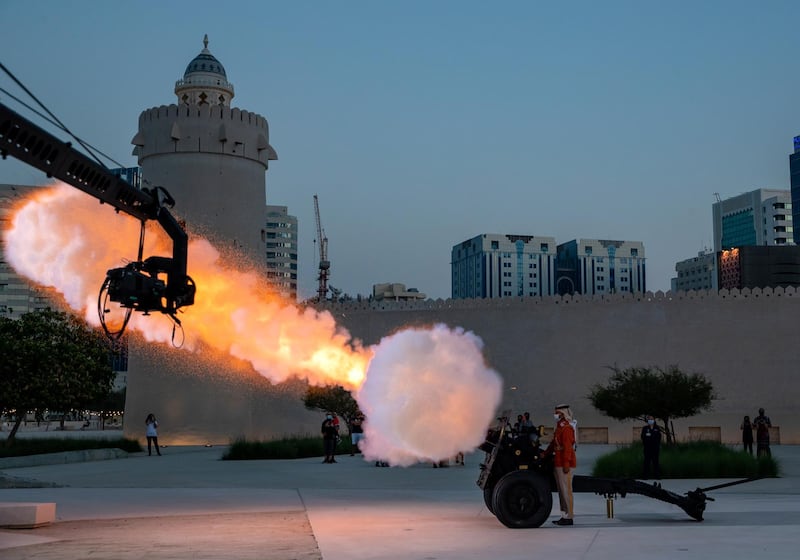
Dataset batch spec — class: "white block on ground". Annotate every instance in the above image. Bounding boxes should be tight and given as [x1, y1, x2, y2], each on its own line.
[0, 502, 56, 529]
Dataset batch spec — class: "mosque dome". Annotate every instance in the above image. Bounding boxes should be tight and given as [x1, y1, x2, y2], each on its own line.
[184, 37, 227, 78]
[175, 35, 234, 107]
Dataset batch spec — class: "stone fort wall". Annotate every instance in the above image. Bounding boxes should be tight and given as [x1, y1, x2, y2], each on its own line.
[135, 104, 273, 165]
[124, 287, 799, 445]
[315, 288, 800, 445]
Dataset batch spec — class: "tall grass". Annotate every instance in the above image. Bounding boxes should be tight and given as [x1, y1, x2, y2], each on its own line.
[592, 441, 779, 478]
[0, 437, 142, 458]
[222, 435, 354, 460]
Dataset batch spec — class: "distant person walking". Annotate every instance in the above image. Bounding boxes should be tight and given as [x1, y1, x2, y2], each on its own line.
[145, 413, 161, 456]
[640, 415, 662, 479]
[740, 415, 754, 455]
[753, 408, 772, 457]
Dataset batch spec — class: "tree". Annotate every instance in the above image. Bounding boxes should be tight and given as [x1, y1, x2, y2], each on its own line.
[0, 309, 115, 445]
[587, 365, 716, 444]
[302, 384, 361, 433]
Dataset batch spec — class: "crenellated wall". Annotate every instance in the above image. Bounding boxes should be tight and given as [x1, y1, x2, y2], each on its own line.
[134, 104, 275, 165]
[125, 287, 800, 445]
[315, 288, 800, 444]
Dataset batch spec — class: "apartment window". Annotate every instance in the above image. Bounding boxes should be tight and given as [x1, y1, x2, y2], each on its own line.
[540, 243, 549, 252]
[585, 247, 592, 255]
[491, 241, 499, 249]
[631, 249, 638, 257]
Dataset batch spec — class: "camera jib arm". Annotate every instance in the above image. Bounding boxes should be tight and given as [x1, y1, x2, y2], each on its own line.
[0, 102, 196, 339]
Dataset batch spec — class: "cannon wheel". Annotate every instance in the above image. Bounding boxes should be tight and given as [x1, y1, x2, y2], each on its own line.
[491, 470, 552, 528]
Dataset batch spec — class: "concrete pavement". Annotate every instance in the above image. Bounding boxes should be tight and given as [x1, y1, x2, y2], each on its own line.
[1, 444, 798, 559]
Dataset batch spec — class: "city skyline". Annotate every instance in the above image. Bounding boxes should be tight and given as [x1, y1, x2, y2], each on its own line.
[2, 1, 799, 300]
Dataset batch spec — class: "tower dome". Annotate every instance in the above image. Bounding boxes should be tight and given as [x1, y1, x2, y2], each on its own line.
[175, 35, 235, 107]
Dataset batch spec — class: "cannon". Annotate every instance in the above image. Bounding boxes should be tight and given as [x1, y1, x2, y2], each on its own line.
[477, 414, 761, 528]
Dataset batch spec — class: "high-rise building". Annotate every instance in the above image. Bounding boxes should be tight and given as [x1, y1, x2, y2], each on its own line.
[265, 205, 298, 300]
[0, 184, 53, 318]
[790, 136, 800, 245]
[556, 239, 646, 295]
[451, 234, 557, 299]
[718, 246, 800, 290]
[712, 189, 793, 252]
[671, 250, 717, 292]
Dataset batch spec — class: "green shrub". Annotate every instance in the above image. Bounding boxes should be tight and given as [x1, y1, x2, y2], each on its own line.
[592, 441, 779, 478]
[222, 435, 354, 460]
[0, 437, 141, 458]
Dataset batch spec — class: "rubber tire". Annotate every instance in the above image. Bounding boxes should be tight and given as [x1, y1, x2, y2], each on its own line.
[483, 486, 495, 514]
[491, 470, 553, 528]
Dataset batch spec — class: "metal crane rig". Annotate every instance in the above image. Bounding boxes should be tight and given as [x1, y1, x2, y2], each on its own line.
[0, 101, 196, 339]
[313, 194, 330, 302]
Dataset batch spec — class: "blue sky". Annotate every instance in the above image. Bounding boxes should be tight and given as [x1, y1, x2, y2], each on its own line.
[2, 1, 799, 299]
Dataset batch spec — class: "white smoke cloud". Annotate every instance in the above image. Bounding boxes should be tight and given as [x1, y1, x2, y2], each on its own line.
[356, 324, 503, 466]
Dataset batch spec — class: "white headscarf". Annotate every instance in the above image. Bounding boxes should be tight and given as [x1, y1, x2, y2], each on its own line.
[555, 404, 573, 423]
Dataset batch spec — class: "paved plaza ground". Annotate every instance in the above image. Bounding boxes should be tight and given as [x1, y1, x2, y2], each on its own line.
[0, 436, 798, 559]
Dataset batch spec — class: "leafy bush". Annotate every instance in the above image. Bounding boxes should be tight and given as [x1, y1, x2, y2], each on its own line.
[0, 437, 141, 458]
[222, 435, 354, 460]
[592, 441, 779, 478]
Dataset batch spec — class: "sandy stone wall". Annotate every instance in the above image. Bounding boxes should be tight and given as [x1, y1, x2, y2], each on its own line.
[125, 288, 799, 445]
[321, 288, 799, 444]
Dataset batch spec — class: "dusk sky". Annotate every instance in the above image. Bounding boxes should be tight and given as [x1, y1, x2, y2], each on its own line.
[2, 1, 799, 300]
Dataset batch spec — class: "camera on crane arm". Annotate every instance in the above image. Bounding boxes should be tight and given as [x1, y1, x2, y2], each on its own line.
[104, 257, 196, 316]
[97, 185, 196, 342]
[0, 100, 197, 343]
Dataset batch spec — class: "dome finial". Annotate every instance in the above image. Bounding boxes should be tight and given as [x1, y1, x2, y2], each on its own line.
[203, 34, 209, 49]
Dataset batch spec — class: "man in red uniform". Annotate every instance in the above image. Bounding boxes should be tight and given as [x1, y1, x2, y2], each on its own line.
[545, 403, 576, 526]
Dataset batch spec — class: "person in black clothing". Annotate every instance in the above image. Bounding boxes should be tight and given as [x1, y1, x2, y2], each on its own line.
[753, 408, 772, 457]
[349, 413, 364, 456]
[641, 415, 662, 479]
[740, 415, 754, 455]
[321, 414, 338, 463]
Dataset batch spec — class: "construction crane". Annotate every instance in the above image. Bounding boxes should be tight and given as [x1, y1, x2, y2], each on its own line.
[313, 194, 330, 301]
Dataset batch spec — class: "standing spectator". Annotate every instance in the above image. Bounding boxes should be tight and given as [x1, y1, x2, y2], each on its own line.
[753, 408, 772, 457]
[349, 413, 365, 456]
[321, 413, 338, 463]
[640, 415, 661, 479]
[145, 413, 161, 456]
[521, 412, 534, 433]
[513, 414, 524, 436]
[740, 415, 754, 455]
[544, 403, 576, 526]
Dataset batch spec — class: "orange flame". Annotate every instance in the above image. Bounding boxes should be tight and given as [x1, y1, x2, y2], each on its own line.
[4, 183, 371, 390]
